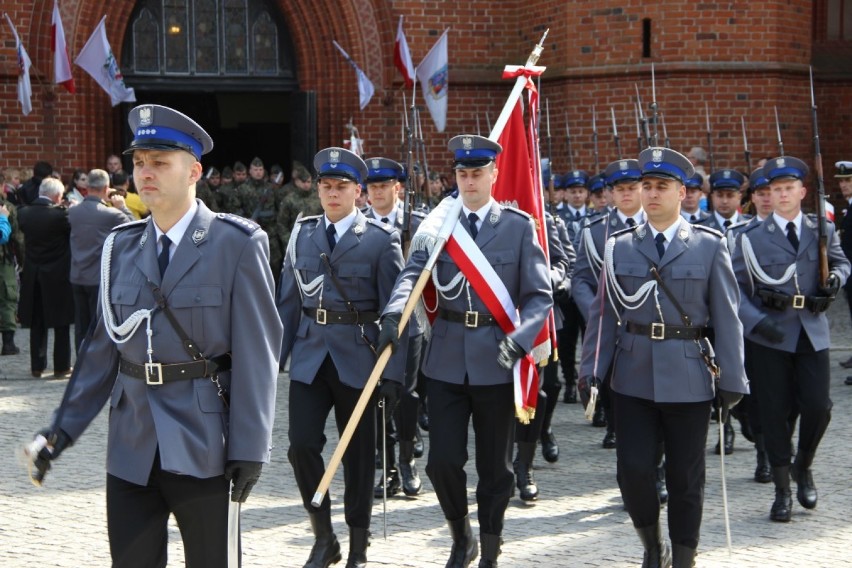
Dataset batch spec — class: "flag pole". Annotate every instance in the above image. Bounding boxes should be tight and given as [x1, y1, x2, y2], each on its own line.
[310, 29, 551, 509]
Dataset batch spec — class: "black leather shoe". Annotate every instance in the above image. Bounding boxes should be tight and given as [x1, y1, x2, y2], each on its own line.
[541, 429, 559, 463]
[754, 454, 771, 483]
[446, 516, 478, 568]
[304, 512, 341, 568]
[845, 376, 852, 385]
[344, 527, 369, 568]
[714, 422, 734, 455]
[770, 488, 793, 522]
[413, 427, 425, 458]
[478, 534, 501, 568]
[840, 355, 852, 369]
[563, 384, 577, 404]
[374, 469, 401, 498]
[635, 523, 672, 568]
[592, 404, 607, 427]
[602, 430, 616, 449]
[418, 407, 430, 432]
[671, 544, 696, 568]
[791, 466, 817, 509]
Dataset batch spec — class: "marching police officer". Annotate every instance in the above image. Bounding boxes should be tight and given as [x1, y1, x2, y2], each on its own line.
[363, 156, 427, 498]
[680, 173, 709, 222]
[379, 135, 552, 567]
[697, 169, 750, 232]
[28, 104, 283, 567]
[731, 156, 850, 522]
[278, 147, 407, 568]
[580, 147, 748, 568]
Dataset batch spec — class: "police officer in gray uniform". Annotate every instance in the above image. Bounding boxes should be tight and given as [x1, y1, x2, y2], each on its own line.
[379, 135, 552, 568]
[278, 147, 406, 568]
[29, 104, 283, 567]
[731, 156, 850, 522]
[363, 157, 428, 498]
[579, 147, 748, 568]
[696, 169, 750, 233]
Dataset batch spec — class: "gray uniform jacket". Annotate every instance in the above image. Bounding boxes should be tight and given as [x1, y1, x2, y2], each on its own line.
[731, 214, 851, 353]
[545, 212, 574, 331]
[573, 211, 631, 320]
[579, 219, 748, 402]
[68, 196, 134, 286]
[696, 212, 751, 234]
[56, 201, 282, 485]
[278, 210, 406, 387]
[383, 201, 552, 386]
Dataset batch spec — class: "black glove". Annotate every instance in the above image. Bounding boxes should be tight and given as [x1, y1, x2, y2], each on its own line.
[577, 376, 601, 409]
[376, 313, 402, 354]
[820, 272, 841, 297]
[378, 380, 402, 414]
[496, 336, 525, 370]
[29, 428, 72, 485]
[753, 317, 785, 344]
[715, 390, 743, 423]
[224, 461, 263, 503]
[809, 295, 834, 314]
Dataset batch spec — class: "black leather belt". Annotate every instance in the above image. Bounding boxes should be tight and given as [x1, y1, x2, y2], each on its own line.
[303, 308, 379, 325]
[625, 321, 707, 340]
[438, 308, 499, 328]
[120, 354, 231, 385]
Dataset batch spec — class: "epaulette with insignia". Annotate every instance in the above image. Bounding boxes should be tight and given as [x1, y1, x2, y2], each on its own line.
[217, 213, 260, 234]
[112, 218, 147, 232]
[365, 218, 395, 233]
[611, 224, 639, 238]
[741, 220, 762, 234]
[587, 214, 607, 226]
[693, 224, 724, 238]
[726, 219, 751, 232]
[501, 205, 532, 220]
[296, 214, 322, 224]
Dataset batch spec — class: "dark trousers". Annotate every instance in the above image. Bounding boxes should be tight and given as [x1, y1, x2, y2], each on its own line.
[393, 332, 424, 443]
[614, 392, 711, 549]
[289, 354, 375, 529]
[557, 299, 585, 386]
[106, 453, 231, 568]
[425, 378, 515, 535]
[72, 283, 99, 353]
[29, 281, 71, 373]
[749, 332, 832, 467]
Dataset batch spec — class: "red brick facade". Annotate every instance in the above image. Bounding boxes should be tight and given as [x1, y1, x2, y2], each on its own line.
[1, 0, 850, 196]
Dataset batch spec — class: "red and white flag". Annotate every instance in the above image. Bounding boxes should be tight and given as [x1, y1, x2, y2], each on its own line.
[3, 13, 33, 115]
[394, 16, 415, 89]
[52, 0, 75, 93]
[75, 16, 135, 106]
[825, 199, 835, 223]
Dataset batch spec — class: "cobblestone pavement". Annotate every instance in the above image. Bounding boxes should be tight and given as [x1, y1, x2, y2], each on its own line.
[3, 299, 852, 567]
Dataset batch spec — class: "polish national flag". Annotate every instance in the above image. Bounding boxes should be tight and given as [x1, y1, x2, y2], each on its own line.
[394, 16, 415, 89]
[52, 0, 76, 93]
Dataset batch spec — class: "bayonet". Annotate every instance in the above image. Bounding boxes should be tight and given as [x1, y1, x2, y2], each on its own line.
[741, 116, 751, 173]
[565, 111, 576, 171]
[774, 105, 785, 157]
[661, 111, 670, 149]
[635, 84, 651, 147]
[634, 103, 642, 153]
[650, 63, 659, 146]
[611, 107, 622, 159]
[592, 104, 600, 173]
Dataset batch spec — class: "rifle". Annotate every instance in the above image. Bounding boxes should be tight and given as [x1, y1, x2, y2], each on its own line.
[634, 103, 642, 153]
[591, 105, 600, 173]
[635, 84, 651, 147]
[774, 106, 785, 157]
[402, 92, 415, 246]
[610, 107, 622, 159]
[650, 63, 660, 146]
[415, 107, 431, 209]
[661, 111, 671, 149]
[564, 111, 576, 171]
[809, 66, 830, 287]
[741, 116, 751, 173]
[704, 102, 715, 173]
[546, 99, 555, 210]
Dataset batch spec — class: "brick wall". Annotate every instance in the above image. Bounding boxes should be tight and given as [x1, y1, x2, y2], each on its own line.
[1, 0, 849, 189]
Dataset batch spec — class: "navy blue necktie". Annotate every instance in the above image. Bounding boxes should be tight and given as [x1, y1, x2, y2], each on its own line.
[468, 213, 479, 240]
[786, 222, 799, 251]
[158, 236, 171, 278]
[626, 218, 636, 228]
[381, 217, 389, 224]
[655, 233, 666, 260]
[326, 222, 336, 251]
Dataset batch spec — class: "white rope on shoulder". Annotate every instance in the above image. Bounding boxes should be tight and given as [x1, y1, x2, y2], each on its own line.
[582, 226, 603, 283]
[741, 233, 798, 287]
[287, 220, 323, 299]
[603, 236, 660, 322]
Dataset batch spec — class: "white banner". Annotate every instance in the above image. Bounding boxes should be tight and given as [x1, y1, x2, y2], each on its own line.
[332, 40, 374, 111]
[75, 16, 135, 106]
[416, 30, 449, 132]
[4, 13, 33, 115]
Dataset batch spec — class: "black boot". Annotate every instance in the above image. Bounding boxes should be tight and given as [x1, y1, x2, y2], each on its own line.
[714, 419, 735, 455]
[791, 451, 818, 509]
[655, 459, 668, 505]
[445, 515, 478, 568]
[374, 435, 400, 498]
[539, 384, 560, 462]
[602, 426, 616, 449]
[513, 442, 538, 502]
[413, 425, 425, 458]
[770, 466, 793, 522]
[753, 434, 771, 484]
[304, 511, 341, 568]
[477, 534, 501, 568]
[1, 330, 19, 355]
[399, 441, 422, 496]
[563, 376, 577, 404]
[592, 403, 607, 427]
[671, 544, 696, 568]
[344, 527, 369, 568]
[635, 523, 672, 568]
[540, 428, 558, 462]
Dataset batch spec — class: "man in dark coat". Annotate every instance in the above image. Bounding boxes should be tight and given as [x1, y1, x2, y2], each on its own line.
[18, 177, 74, 377]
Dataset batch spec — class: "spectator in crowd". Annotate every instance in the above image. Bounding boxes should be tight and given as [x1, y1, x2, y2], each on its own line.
[0, 190, 21, 355]
[18, 161, 53, 206]
[112, 170, 149, 219]
[105, 154, 122, 184]
[17, 177, 74, 378]
[67, 169, 134, 351]
[2, 168, 21, 201]
[65, 170, 89, 207]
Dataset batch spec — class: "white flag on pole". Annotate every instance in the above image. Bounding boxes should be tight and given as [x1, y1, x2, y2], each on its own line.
[52, 0, 75, 93]
[75, 16, 135, 106]
[332, 40, 374, 111]
[3, 13, 33, 115]
[416, 29, 449, 132]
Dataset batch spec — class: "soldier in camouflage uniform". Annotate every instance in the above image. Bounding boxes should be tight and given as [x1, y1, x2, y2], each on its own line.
[0, 191, 22, 355]
[194, 166, 220, 213]
[278, 161, 321, 247]
[235, 158, 285, 282]
[218, 161, 247, 215]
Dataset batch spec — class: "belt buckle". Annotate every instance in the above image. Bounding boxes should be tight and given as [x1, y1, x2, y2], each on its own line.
[792, 295, 805, 309]
[316, 308, 327, 325]
[464, 311, 479, 328]
[145, 362, 163, 385]
[650, 323, 665, 340]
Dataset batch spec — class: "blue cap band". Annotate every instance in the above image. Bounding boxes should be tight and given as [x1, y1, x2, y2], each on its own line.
[642, 161, 688, 183]
[454, 148, 497, 161]
[606, 169, 642, 186]
[765, 166, 804, 181]
[134, 125, 203, 158]
[366, 168, 399, 181]
[319, 162, 362, 184]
